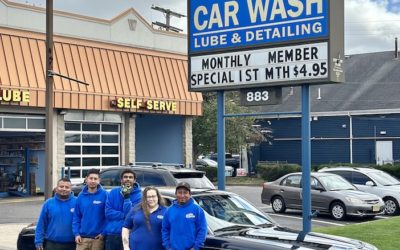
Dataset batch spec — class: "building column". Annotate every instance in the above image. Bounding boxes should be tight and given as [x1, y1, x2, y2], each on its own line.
[183, 117, 193, 168]
[54, 113, 64, 186]
[124, 114, 136, 165]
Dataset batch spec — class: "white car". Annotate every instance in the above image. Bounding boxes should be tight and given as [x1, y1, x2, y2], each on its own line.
[196, 158, 234, 177]
[319, 167, 400, 215]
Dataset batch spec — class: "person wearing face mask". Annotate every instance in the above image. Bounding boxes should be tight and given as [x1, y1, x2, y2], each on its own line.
[73, 168, 108, 250]
[35, 178, 77, 250]
[162, 182, 207, 250]
[121, 186, 166, 250]
[104, 169, 141, 250]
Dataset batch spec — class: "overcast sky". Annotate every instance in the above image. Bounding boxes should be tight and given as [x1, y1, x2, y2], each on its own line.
[10, 0, 400, 54]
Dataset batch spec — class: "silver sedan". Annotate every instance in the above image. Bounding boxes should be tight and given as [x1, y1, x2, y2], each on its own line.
[261, 172, 385, 220]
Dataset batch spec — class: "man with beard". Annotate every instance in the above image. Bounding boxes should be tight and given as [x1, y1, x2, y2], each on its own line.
[162, 182, 207, 250]
[104, 169, 141, 250]
[35, 178, 77, 250]
[73, 168, 107, 250]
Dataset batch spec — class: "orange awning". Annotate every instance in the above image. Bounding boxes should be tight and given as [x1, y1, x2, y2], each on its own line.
[0, 27, 202, 116]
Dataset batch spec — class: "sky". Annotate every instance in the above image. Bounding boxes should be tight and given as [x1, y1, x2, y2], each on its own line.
[10, 0, 400, 55]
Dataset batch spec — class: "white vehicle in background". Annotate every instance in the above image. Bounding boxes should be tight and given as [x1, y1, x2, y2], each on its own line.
[196, 158, 234, 177]
[319, 167, 400, 215]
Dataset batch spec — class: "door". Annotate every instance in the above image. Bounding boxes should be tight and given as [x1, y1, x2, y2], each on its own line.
[376, 141, 393, 165]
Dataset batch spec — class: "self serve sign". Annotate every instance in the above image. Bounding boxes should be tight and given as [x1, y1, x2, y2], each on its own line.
[189, 0, 328, 53]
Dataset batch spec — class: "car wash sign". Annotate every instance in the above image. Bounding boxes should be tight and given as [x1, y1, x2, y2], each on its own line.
[188, 0, 344, 91]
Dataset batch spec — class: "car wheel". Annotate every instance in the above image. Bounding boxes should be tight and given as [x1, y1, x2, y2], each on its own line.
[271, 196, 286, 213]
[330, 202, 346, 220]
[384, 198, 400, 216]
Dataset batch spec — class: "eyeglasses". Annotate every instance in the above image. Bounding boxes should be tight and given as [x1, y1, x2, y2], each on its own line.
[146, 195, 158, 199]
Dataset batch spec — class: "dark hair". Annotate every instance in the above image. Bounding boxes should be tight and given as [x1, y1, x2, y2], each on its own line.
[86, 168, 100, 177]
[120, 169, 136, 180]
[57, 177, 71, 185]
[141, 186, 165, 230]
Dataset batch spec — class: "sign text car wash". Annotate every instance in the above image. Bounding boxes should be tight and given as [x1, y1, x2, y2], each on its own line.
[188, 0, 344, 92]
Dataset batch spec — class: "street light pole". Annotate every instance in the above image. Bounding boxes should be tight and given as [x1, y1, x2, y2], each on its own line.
[45, 0, 54, 200]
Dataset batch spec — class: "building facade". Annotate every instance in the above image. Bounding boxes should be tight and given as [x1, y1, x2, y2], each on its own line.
[0, 0, 201, 196]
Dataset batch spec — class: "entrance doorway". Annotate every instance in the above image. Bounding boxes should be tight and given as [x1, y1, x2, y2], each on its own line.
[376, 140, 393, 165]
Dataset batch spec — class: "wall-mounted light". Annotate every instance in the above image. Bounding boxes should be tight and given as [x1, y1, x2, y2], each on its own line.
[342, 124, 347, 128]
[380, 131, 387, 135]
[58, 109, 67, 115]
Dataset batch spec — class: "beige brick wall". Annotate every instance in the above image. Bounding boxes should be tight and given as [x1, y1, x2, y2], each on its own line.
[124, 114, 136, 165]
[54, 114, 65, 186]
[183, 117, 193, 168]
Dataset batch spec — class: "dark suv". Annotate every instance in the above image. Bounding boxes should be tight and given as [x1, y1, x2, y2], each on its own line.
[71, 164, 215, 195]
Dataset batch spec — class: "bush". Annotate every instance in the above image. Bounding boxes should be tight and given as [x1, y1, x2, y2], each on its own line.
[256, 163, 301, 181]
[196, 166, 217, 182]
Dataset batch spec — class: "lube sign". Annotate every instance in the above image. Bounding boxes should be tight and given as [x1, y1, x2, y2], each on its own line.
[190, 0, 328, 52]
[188, 0, 344, 91]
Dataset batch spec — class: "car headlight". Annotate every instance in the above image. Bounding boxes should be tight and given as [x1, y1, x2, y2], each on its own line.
[345, 196, 364, 204]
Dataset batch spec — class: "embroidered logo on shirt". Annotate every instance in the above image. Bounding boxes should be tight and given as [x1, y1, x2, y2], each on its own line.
[70, 208, 75, 213]
[93, 200, 102, 204]
[186, 213, 196, 219]
[157, 215, 164, 220]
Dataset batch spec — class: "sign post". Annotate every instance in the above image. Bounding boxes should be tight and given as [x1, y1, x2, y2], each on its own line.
[188, 0, 344, 236]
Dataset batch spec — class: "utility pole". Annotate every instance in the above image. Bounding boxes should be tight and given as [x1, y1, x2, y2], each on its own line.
[45, 0, 54, 200]
[151, 5, 185, 33]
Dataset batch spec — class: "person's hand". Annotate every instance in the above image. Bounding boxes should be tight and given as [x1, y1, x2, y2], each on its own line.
[36, 244, 44, 250]
[95, 234, 104, 240]
[121, 185, 132, 199]
[75, 235, 82, 244]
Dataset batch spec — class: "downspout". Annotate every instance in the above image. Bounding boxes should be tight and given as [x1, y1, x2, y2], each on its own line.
[348, 112, 353, 164]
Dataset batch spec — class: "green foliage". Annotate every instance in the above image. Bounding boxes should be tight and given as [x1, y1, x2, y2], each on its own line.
[197, 166, 217, 182]
[256, 163, 301, 181]
[192, 92, 256, 158]
[315, 216, 400, 249]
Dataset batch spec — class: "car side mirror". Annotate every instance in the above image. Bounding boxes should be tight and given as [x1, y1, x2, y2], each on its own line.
[365, 181, 375, 186]
[312, 185, 325, 192]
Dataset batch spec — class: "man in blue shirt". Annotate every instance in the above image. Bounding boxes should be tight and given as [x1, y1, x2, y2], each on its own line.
[104, 169, 141, 250]
[73, 168, 107, 250]
[35, 178, 76, 250]
[162, 182, 207, 250]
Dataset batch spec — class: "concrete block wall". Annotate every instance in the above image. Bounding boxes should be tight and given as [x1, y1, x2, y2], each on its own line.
[183, 117, 193, 168]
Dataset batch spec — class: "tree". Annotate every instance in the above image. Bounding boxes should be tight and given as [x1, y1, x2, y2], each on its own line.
[193, 92, 268, 159]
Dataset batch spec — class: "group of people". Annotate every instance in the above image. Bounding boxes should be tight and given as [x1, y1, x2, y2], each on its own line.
[34, 168, 207, 250]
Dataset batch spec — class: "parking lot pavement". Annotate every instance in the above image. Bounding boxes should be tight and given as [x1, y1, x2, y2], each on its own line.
[0, 223, 26, 250]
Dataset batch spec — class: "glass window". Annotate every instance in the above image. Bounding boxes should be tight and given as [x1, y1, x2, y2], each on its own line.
[282, 175, 301, 188]
[65, 123, 81, 131]
[65, 134, 81, 143]
[83, 157, 100, 166]
[143, 173, 167, 186]
[102, 124, 119, 132]
[68, 169, 81, 178]
[102, 157, 119, 166]
[65, 146, 81, 155]
[83, 146, 100, 154]
[28, 119, 45, 129]
[100, 170, 121, 186]
[0, 118, 2, 128]
[65, 158, 81, 166]
[102, 135, 118, 143]
[352, 172, 372, 185]
[102, 146, 118, 154]
[329, 171, 352, 183]
[82, 123, 100, 131]
[311, 177, 324, 190]
[82, 134, 100, 143]
[4, 118, 25, 129]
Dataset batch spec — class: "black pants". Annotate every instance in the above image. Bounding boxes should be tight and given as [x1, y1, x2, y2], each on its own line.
[105, 235, 122, 250]
[45, 240, 76, 250]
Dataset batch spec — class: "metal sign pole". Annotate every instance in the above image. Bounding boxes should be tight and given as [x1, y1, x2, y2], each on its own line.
[300, 84, 312, 239]
[45, 0, 54, 200]
[217, 90, 226, 190]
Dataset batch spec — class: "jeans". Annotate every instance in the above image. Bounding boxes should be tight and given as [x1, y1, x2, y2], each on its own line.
[105, 235, 122, 250]
[44, 240, 76, 250]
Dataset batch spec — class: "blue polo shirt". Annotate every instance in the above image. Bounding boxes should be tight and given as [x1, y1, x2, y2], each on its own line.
[123, 205, 166, 250]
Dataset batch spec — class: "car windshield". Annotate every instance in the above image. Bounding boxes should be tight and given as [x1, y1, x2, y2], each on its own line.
[318, 175, 356, 191]
[193, 194, 274, 232]
[368, 171, 400, 186]
[202, 158, 218, 167]
[175, 175, 216, 189]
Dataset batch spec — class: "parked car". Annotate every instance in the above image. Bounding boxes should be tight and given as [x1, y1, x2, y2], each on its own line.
[319, 167, 400, 215]
[261, 172, 385, 220]
[195, 158, 234, 177]
[71, 164, 215, 196]
[17, 188, 378, 250]
[205, 153, 240, 176]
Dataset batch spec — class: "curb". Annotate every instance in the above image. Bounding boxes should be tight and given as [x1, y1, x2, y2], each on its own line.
[0, 196, 44, 204]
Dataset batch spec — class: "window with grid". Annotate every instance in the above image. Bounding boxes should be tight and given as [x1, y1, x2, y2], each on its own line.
[64, 122, 120, 179]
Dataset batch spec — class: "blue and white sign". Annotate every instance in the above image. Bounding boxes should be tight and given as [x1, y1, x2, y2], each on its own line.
[189, 0, 329, 53]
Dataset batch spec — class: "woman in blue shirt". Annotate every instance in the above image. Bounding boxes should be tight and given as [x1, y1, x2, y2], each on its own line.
[122, 186, 166, 250]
